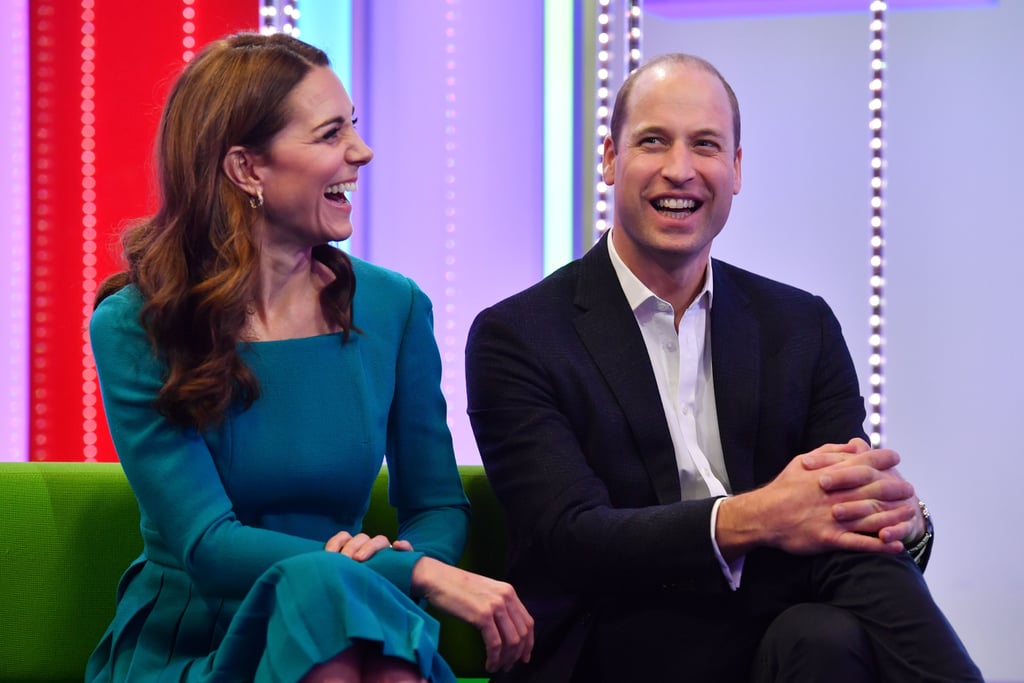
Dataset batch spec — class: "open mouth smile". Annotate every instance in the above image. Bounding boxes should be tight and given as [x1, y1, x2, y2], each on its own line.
[653, 197, 700, 219]
[324, 181, 356, 206]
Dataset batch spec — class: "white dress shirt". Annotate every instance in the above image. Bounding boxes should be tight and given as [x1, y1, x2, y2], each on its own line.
[607, 234, 744, 589]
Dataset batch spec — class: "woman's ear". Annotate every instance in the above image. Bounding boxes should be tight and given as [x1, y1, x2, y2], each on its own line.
[222, 146, 262, 196]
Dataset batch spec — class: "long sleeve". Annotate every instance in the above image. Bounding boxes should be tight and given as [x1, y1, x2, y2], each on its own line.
[91, 289, 324, 600]
[359, 274, 470, 592]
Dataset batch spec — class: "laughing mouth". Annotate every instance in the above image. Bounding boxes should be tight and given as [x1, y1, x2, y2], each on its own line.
[653, 197, 699, 218]
[324, 181, 357, 204]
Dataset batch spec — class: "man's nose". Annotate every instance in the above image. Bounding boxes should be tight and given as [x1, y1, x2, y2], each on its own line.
[661, 143, 695, 183]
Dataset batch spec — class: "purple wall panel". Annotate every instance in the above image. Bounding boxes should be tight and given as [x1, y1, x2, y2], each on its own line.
[1, 0, 28, 462]
[360, 0, 545, 464]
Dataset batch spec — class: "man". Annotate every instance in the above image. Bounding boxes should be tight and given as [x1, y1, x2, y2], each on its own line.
[465, 54, 981, 681]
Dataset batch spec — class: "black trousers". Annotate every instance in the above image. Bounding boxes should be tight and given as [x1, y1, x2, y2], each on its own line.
[571, 550, 982, 683]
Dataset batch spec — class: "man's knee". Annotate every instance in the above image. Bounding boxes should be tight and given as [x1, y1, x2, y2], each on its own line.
[752, 603, 878, 683]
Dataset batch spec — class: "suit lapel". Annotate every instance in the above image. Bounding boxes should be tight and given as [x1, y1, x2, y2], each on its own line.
[572, 236, 681, 505]
[710, 261, 760, 494]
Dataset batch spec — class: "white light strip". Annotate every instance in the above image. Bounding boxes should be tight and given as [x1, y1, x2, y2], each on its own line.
[441, 0, 460, 419]
[593, 0, 643, 246]
[81, 0, 99, 461]
[593, 0, 613, 241]
[628, 0, 642, 73]
[868, 1, 887, 447]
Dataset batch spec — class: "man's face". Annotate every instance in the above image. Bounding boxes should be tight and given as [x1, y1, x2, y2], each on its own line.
[603, 63, 741, 276]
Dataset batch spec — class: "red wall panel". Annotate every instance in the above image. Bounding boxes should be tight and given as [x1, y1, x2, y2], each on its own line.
[30, 0, 257, 462]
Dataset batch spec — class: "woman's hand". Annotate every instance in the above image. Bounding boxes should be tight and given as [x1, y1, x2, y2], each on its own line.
[411, 556, 534, 673]
[324, 531, 414, 561]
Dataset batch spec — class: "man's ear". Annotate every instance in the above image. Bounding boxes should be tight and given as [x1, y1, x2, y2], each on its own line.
[222, 146, 262, 196]
[602, 136, 616, 186]
[733, 145, 742, 195]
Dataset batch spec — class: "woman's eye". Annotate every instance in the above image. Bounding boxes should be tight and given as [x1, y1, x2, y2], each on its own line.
[321, 127, 341, 141]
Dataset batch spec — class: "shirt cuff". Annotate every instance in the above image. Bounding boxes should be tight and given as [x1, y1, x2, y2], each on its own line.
[710, 497, 744, 591]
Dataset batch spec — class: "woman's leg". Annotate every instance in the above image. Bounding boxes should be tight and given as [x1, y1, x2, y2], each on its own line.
[301, 642, 426, 683]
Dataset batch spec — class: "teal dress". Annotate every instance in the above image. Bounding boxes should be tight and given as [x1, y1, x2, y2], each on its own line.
[85, 259, 470, 682]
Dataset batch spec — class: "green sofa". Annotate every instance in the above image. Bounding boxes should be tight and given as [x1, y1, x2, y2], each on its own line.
[0, 462, 504, 683]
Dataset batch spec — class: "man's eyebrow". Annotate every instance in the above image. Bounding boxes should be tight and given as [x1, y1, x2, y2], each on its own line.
[630, 123, 669, 138]
[691, 127, 726, 139]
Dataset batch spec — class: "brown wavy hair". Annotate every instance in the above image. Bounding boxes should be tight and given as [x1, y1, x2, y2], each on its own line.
[96, 32, 357, 431]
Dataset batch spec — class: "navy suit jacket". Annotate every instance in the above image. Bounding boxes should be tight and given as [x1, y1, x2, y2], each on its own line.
[465, 234, 870, 680]
[466, 233, 880, 679]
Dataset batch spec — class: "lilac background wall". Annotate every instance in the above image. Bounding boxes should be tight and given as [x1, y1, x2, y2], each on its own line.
[353, 0, 547, 469]
[643, 3, 1023, 679]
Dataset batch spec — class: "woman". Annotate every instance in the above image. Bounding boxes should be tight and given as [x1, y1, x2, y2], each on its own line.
[86, 32, 532, 683]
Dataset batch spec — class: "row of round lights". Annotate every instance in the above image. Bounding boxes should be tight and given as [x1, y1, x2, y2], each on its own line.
[181, 0, 198, 63]
[868, 1, 887, 447]
[80, 0, 99, 460]
[593, 0, 644, 244]
[441, 0, 461, 421]
[593, 0, 614, 239]
[30, 2, 55, 458]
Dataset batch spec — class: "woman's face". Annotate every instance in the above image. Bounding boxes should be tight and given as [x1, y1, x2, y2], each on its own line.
[251, 65, 373, 250]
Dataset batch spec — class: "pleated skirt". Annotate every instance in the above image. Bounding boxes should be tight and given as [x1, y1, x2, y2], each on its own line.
[85, 552, 456, 682]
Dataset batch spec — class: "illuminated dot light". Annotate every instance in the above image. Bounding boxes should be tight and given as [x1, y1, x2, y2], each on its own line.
[593, 0, 643, 243]
[81, 0, 99, 461]
[441, 0, 460, 420]
[32, 1, 57, 460]
[182, 0, 196, 62]
[593, 0, 613, 238]
[260, 0, 278, 35]
[261, 0, 300, 37]
[868, 2, 887, 447]
[628, 2, 642, 73]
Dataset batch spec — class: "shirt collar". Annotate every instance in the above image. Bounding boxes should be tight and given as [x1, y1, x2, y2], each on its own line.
[606, 229, 715, 314]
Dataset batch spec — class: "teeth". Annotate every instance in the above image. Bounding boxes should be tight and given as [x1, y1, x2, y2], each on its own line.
[325, 182, 357, 195]
[655, 198, 696, 210]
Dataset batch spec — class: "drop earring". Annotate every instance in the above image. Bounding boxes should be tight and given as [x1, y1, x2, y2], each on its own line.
[249, 189, 264, 209]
